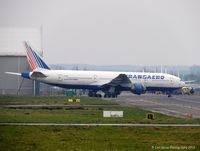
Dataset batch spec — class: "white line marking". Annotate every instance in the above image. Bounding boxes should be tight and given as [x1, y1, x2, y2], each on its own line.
[0, 123, 200, 127]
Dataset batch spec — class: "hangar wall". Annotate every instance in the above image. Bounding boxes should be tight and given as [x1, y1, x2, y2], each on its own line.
[0, 56, 33, 95]
[0, 27, 42, 95]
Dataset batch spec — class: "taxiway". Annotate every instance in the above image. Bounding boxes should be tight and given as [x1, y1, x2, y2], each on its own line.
[112, 93, 200, 118]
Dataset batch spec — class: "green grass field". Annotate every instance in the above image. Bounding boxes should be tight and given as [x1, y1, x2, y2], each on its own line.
[0, 96, 200, 124]
[0, 126, 199, 151]
[0, 95, 117, 105]
[1, 107, 200, 124]
[0, 95, 200, 151]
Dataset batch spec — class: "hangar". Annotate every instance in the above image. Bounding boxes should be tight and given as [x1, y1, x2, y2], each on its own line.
[0, 27, 42, 95]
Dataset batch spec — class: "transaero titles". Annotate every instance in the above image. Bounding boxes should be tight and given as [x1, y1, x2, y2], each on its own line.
[127, 74, 165, 80]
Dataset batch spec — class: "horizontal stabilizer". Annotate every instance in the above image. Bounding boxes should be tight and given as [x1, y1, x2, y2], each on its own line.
[5, 72, 21, 76]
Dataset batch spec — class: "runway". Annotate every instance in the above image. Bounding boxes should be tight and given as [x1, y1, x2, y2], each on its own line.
[112, 93, 200, 119]
[0, 104, 119, 109]
[0, 123, 200, 127]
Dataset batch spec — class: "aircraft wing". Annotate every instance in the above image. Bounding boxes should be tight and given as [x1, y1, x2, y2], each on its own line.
[101, 74, 132, 89]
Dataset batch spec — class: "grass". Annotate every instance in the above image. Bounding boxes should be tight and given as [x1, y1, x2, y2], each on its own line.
[0, 95, 117, 105]
[0, 95, 200, 124]
[0, 107, 200, 124]
[0, 126, 199, 151]
[0, 95, 200, 151]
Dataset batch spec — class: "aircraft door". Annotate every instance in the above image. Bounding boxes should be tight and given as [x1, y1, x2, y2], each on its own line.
[58, 74, 63, 81]
[170, 77, 174, 86]
[144, 78, 148, 85]
[93, 75, 98, 82]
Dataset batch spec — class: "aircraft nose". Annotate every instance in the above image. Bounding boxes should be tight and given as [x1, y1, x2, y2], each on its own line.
[180, 81, 186, 87]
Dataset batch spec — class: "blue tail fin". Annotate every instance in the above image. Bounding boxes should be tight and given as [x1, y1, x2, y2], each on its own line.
[24, 42, 51, 71]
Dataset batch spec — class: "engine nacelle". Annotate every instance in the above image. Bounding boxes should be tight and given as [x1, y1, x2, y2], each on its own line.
[181, 87, 195, 95]
[130, 83, 146, 95]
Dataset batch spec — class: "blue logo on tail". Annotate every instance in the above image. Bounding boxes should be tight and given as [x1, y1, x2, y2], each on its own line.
[24, 42, 50, 70]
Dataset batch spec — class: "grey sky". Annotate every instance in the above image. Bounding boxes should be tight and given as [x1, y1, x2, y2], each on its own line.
[0, 0, 200, 66]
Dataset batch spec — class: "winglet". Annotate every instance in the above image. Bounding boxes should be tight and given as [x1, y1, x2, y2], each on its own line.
[24, 41, 51, 71]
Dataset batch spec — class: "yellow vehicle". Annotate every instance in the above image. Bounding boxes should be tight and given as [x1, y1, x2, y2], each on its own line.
[68, 98, 80, 103]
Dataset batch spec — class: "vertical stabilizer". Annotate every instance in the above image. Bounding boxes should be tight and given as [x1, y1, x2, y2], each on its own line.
[24, 41, 50, 71]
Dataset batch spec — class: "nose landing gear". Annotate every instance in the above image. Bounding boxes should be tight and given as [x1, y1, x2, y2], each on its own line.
[168, 94, 172, 97]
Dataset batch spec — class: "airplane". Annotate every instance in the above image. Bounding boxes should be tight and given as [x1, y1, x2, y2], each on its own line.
[6, 42, 194, 98]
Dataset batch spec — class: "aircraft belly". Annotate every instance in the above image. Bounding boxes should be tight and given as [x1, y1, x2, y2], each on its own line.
[30, 71, 182, 94]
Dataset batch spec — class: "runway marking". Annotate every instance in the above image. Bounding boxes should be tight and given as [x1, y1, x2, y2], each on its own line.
[173, 96, 200, 105]
[114, 94, 200, 119]
[0, 104, 119, 108]
[124, 98, 200, 111]
[147, 108, 200, 118]
[158, 108, 187, 115]
[0, 123, 200, 127]
[121, 98, 200, 117]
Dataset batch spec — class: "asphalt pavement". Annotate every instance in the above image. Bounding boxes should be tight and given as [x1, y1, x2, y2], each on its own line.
[112, 93, 200, 119]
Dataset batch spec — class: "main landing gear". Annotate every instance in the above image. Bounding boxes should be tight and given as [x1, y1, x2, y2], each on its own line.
[88, 91, 118, 98]
[88, 91, 102, 98]
[104, 93, 117, 98]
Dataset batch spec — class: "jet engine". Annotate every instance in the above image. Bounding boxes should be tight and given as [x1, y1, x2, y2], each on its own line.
[181, 87, 195, 95]
[130, 83, 146, 95]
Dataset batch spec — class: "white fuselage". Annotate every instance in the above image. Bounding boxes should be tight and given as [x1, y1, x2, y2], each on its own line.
[30, 70, 185, 90]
